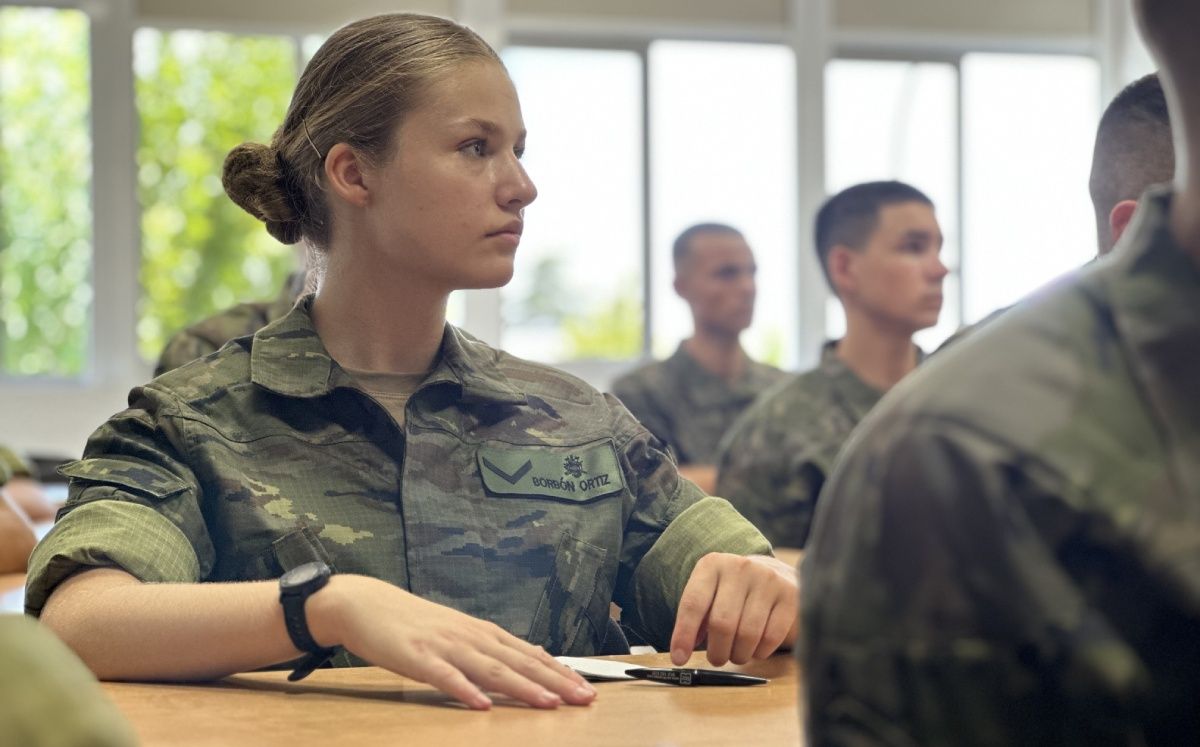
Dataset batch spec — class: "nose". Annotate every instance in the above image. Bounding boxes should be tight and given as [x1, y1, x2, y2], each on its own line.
[929, 253, 950, 281]
[498, 156, 537, 210]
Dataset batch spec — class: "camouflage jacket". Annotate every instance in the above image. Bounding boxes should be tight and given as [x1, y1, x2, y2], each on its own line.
[0, 444, 31, 486]
[153, 271, 305, 376]
[0, 616, 136, 746]
[610, 344, 787, 465]
[27, 298, 769, 659]
[715, 343, 883, 547]
[803, 187, 1200, 745]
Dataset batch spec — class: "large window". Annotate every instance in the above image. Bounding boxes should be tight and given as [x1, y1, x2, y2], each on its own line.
[650, 41, 798, 367]
[825, 53, 1100, 350]
[502, 46, 644, 361]
[134, 28, 299, 361]
[506, 40, 799, 368]
[0, 6, 91, 376]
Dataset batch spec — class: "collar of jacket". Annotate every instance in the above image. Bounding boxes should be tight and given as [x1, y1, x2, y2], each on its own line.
[248, 296, 528, 406]
[1101, 184, 1200, 487]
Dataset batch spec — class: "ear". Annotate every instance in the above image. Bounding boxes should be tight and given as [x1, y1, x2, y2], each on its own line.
[827, 245, 858, 296]
[1108, 200, 1139, 249]
[673, 269, 689, 300]
[324, 143, 370, 209]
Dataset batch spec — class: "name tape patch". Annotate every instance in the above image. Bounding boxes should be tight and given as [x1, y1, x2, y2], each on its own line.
[477, 441, 625, 501]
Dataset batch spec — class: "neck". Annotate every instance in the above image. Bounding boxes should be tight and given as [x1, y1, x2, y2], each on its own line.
[311, 247, 447, 374]
[683, 327, 746, 382]
[1172, 137, 1200, 263]
[837, 308, 919, 391]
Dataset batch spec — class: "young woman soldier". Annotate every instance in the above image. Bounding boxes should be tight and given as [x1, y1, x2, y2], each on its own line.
[28, 13, 798, 711]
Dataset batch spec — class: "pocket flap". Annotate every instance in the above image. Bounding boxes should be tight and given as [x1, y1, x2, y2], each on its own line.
[58, 457, 189, 502]
[477, 440, 625, 502]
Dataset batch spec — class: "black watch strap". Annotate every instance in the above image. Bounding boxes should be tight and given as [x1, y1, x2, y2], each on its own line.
[279, 561, 338, 681]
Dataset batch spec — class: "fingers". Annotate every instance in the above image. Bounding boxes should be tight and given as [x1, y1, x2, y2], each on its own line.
[671, 554, 801, 668]
[486, 638, 597, 706]
[752, 600, 797, 660]
[701, 561, 751, 666]
[412, 657, 493, 710]
[670, 555, 721, 665]
[446, 648, 567, 709]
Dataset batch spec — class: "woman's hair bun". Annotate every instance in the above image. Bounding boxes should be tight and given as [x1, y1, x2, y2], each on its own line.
[222, 142, 304, 245]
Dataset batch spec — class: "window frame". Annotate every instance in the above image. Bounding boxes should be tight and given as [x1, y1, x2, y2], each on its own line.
[0, 0, 1131, 459]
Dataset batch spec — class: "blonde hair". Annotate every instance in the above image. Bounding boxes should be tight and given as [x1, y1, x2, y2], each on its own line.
[223, 13, 501, 248]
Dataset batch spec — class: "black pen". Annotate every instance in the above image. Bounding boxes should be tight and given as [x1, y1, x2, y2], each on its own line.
[624, 668, 768, 686]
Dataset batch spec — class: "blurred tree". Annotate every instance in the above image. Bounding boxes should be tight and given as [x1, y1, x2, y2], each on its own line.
[563, 288, 642, 359]
[135, 29, 297, 360]
[0, 8, 91, 376]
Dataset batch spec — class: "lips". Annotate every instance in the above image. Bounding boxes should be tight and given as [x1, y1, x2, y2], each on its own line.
[486, 221, 523, 238]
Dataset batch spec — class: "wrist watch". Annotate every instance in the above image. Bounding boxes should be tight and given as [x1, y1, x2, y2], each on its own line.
[279, 560, 338, 681]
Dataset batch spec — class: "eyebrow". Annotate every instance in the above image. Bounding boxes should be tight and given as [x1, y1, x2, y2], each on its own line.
[903, 229, 943, 244]
[452, 117, 527, 141]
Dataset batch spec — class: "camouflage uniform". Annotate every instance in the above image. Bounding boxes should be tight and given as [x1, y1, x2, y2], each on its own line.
[610, 344, 787, 465]
[714, 343, 884, 547]
[802, 187, 1200, 745]
[0, 615, 136, 746]
[26, 298, 770, 659]
[0, 445, 30, 484]
[154, 271, 305, 376]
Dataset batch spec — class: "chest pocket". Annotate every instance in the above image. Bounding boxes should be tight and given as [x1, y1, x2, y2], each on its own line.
[472, 439, 625, 654]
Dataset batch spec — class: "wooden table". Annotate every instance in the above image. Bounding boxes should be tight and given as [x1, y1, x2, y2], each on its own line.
[774, 547, 804, 570]
[101, 651, 802, 746]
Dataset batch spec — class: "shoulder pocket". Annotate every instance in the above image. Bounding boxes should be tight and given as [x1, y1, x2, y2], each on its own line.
[58, 457, 189, 502]
[477, 440, 626, 502]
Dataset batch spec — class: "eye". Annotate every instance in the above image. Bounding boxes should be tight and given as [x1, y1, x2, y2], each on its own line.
[460, 139, 488, 157]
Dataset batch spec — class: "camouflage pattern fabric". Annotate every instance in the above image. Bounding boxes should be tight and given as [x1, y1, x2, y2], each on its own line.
[715, 343, 884, 547]
[802, 187, 1200, 745]
[153, 271, 305, 376]
[611, 344, 787, 465]
[0, 615, 137, 746]
[26, 297, 770, 659]
[0, 445, 31, 485]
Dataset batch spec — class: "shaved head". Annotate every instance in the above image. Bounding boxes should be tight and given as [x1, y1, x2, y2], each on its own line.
[1089, 73, 1174, 254]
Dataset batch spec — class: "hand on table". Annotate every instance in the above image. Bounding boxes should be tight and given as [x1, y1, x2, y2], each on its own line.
[669, 553, 799, 666]
[313, 575, 597, 711]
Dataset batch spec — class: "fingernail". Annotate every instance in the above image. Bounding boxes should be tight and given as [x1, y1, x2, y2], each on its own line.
[576, 685, 595, 699]
[540, 690, 562, 707]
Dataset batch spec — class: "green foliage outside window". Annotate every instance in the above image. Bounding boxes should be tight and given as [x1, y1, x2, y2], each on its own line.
[135, 29, 297, 360]
[0, 8, 91, 376]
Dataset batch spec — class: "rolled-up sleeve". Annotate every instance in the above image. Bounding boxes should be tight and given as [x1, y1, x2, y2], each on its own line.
[25, 386, 214, 615]
[608, 396, 771, 648]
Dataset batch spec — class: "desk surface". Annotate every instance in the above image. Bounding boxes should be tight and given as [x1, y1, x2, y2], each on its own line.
[101, 652, 802, 746]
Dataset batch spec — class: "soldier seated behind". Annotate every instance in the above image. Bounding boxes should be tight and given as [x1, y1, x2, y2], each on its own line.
[803, 0, 1200, 741]
[29, 13, 799, 713]
[716, 181, 946, 547]
[611, 223, 787, 494]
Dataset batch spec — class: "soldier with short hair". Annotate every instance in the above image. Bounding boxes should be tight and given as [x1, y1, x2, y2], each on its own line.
[611, 223, 787, 494]
[715, 181, 946, 547]
[154, 269, 307, 376]
[802, 0, 1200, 741]
[28, 13, 798, 714]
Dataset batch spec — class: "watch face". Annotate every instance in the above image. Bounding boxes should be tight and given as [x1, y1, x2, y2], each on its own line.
[282, 561, 328, 588]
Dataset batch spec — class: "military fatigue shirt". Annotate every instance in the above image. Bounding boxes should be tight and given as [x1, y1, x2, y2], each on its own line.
[154, 271, 305, 376]
[0, 615, 136, 747]
[27, 298, 770, 658]
[803, 187, 1200, 745]
[610, 344, 787, 465]
[0, 445, 30, 485]
[715, 343, 884, 547]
